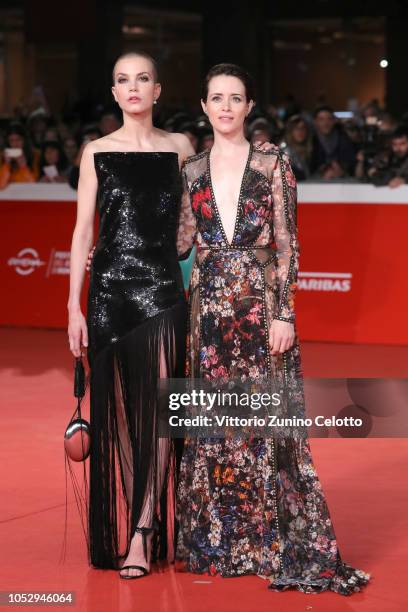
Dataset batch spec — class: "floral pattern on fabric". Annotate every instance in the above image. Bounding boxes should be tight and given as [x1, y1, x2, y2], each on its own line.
[175, 146, 371, 595]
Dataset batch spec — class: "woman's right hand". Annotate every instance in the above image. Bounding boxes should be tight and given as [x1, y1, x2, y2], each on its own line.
[68, 308, 88, 357]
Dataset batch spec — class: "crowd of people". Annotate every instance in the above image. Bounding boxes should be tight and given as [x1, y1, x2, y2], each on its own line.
[1, 92, 408, 190]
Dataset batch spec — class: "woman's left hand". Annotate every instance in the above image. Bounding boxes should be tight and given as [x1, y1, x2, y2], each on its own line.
[269, 319, 295, 355]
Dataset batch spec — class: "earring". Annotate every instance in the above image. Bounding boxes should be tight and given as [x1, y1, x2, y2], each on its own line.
[153, 99, 157, 105]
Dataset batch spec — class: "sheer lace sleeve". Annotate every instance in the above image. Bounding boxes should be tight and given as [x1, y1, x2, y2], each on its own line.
[270, 150, 299, 324]
[177, 165, 197, 260]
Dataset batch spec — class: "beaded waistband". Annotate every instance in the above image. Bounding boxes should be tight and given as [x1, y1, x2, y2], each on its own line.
[197, 245, 274, 251]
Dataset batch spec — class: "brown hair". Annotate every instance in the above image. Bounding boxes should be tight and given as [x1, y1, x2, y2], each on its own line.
[285, 115, 313, 161]
[202, 63, 255, 102]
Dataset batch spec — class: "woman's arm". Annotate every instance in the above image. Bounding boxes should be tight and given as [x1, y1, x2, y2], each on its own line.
[177, 164, 197, 260]
[67, 142, 98, 357]
[269, 150, 299, 354]
[272, 150, 299, 323]
[172, 133, 197, 259]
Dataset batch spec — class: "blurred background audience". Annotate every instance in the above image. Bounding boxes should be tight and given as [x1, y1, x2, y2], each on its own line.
[1, 88, 407, 189]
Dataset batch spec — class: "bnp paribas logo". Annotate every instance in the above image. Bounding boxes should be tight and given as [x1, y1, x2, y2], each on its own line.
[298, 271, 352, 292]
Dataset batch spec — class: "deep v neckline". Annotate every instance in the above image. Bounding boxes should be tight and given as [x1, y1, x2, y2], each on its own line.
[206, 143, 253, 246]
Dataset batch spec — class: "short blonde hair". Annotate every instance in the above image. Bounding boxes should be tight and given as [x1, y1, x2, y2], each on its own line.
[112, 51, 159, 84]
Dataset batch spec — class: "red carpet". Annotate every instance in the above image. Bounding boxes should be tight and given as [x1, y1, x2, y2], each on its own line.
[0, 328, 407, 611]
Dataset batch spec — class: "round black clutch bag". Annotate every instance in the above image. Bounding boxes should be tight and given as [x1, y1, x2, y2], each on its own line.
[64, 357, 90, 461]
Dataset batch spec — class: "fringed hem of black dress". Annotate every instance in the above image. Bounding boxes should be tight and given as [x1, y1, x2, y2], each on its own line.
[88, 302, 186, 570]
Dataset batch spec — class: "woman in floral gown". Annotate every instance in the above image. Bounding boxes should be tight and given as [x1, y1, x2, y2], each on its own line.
[175, 63, 371, 595]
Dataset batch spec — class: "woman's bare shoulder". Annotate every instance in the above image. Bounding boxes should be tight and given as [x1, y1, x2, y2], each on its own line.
[88, 132, 126, 153]
[170, 132, 196, 163]
[152, 129, 195, 165]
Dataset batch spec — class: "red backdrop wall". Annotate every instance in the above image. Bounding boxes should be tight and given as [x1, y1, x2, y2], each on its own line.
[1, 183, 408, 344]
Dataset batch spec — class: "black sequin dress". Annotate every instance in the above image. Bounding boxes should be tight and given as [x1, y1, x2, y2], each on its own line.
[87, 152, 187, 569]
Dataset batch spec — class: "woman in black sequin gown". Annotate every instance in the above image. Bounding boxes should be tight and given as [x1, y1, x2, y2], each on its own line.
[68, 52, 194, 578]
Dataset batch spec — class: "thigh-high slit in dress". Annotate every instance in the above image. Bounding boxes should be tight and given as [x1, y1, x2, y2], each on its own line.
[86, 152, 187, 570]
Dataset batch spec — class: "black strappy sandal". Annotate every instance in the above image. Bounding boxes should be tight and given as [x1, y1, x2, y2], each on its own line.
[119, 525, 156, 580]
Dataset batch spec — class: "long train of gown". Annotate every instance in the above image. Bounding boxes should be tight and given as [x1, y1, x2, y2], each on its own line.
[174, 144, 371, 595]
[86, 152, 187, 569]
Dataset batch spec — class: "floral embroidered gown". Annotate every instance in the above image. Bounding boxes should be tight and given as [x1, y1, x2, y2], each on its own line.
[175, 143, 371, 595]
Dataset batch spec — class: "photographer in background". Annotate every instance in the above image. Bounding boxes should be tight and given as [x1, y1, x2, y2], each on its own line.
[27, 112, 48, 149]
[38, 140, 70, 183]
[0, 123, 39, 189]
[63, 136, 79, 165]
[362, 125, 408, 188]
[310, 105, 356, 179]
